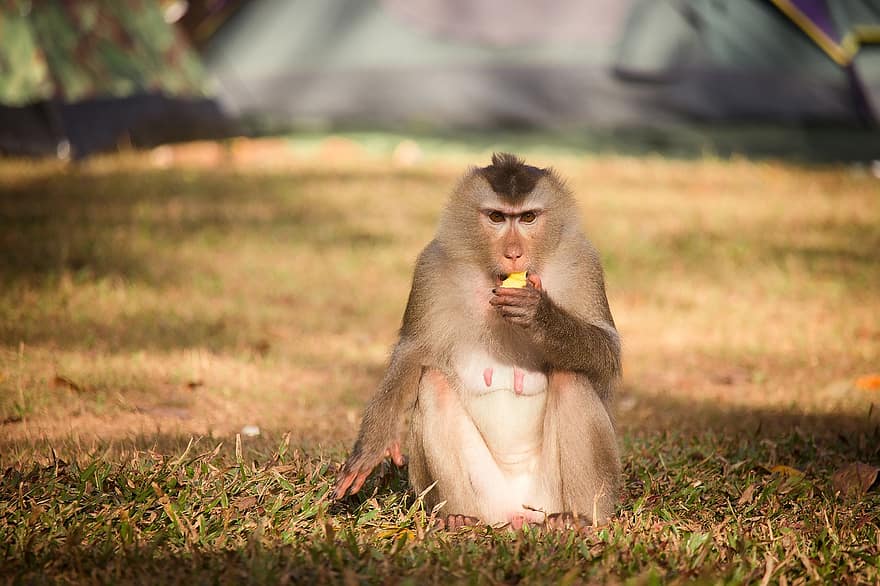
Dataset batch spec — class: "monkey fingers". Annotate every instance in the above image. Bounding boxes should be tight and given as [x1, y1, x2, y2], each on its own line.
[332, 463, 372, 499]
[332, 452, 380, 499]
[492, 286, 541, 301]
[492, 300, 538, 313]
[498, 305, 530, 315]
[385, 441, 405, 466]
[490, 293, 539, 312]
[333, 440, 406, 499]
[497, 314, 535, 329]
[346, 468, 373, 495]
[491, 286, 533, 298]
[330, 467, 356, 499]
[490, 290, 540, 325]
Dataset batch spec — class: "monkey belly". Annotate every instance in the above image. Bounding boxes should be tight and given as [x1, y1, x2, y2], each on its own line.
[461, 385, 547, 472]
[446, 353, 554, 523]
[414, 365, 556, 525]
[455, 352, 548, 469]
[461, 390, 548, 520]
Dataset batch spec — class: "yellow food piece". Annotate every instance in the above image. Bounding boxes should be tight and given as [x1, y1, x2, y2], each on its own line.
[855, 373, 880, 391]
[501, 271, 528, 288]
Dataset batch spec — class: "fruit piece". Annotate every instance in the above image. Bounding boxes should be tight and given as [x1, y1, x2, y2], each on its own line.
[501, 271, 528, 288]
[855, 374, 880, 391]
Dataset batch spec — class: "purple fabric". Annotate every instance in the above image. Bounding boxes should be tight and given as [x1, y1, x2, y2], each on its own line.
[790, 0, 837, 40]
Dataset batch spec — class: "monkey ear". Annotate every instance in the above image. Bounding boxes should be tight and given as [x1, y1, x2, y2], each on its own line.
[528, 273, 543, 291]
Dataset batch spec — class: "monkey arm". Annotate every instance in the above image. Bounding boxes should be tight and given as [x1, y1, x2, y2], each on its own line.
[490, 268, 620, 396]
[532, 296, 621, 392]
[332, 337, 423, 499]
[333, 242, 442, 500]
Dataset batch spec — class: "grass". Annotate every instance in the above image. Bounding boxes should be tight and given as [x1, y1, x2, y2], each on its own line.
[1, 136, 879, 584]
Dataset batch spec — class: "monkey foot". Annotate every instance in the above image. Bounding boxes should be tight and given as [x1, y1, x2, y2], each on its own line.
[543, 513, 595, 534]
[434, 514, 482, 531]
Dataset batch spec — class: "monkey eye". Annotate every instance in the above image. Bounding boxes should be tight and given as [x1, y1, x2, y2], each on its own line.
[520, 211, 538, 224]
[488, 211, 505, 223]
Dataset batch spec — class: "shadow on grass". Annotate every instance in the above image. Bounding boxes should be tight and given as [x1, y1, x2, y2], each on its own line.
[3, 386, 878, 470]
[0, 167, 429, 286]
[2, 545, 360, 584]
[618, 390, 880, 464]
[0, 306, 252, 352]
[0, 166, 435, 351]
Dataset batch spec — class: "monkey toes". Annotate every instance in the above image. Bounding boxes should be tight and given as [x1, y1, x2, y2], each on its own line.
[433, 514, 482, 531]
[431, 513, 596, 533]
[543, 513, 595, 534]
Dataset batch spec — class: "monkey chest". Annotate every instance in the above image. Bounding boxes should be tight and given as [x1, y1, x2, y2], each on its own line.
[453, 351, 548, 468]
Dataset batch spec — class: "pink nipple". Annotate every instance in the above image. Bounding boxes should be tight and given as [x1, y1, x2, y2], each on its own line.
[483, 368, 494, 387]
[513, 367, 525, 395]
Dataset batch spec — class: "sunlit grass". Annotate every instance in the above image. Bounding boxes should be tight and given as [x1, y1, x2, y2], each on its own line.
[1, 138, 878, 583]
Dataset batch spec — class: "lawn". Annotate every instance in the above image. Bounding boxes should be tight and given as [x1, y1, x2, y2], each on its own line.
[1, 136, 879, 584]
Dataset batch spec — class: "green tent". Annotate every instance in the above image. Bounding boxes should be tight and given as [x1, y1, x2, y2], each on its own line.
[0, 0, 227, 157]
[202, 0, 880, 136]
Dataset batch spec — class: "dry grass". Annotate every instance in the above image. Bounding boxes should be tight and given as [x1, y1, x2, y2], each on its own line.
[1, 137, 878, 583]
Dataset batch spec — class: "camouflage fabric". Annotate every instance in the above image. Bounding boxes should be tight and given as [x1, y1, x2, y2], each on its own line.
[0, 0, 206, 106]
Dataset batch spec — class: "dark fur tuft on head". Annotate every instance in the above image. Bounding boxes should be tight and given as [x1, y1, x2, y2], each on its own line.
[479, 153, 546, 203]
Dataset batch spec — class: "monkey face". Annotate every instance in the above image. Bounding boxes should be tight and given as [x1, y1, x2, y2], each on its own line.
[479, 202, 547, 279]
[438, 155, 573, 281]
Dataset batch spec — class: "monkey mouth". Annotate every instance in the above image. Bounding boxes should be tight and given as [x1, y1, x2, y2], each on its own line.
[498, 267, 529, 278]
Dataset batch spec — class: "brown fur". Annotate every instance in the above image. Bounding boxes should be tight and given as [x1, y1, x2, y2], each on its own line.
[333, 154, 621, 527]
[478, 152, 546, 204]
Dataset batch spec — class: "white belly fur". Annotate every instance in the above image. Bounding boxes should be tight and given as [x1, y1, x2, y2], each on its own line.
[456, 352, 547, 464]
[411, 348, 558, 524]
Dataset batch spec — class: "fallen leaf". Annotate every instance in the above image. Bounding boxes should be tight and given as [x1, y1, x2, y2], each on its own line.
[233, 496, 257, 511]
[854, 374, 880, 391]
[185, 380, 204, 390]
[139, 406, 192, 420]
[832, 462, 880, 498]
[53, 374, 85, 392]
[28, 504, 45, 523]
[252, 340, 271, 356]
[737, 484, 757, 506]
[710, 367, 751, 386]
[769, 465, 803, 477]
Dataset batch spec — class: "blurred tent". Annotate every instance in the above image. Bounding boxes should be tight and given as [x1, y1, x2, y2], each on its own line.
[3, 0, 879, 159]
[0, 0, 230, 158]
[201, 0, 880, 140]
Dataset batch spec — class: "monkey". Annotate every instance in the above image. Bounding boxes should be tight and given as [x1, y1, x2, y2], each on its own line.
[332, 153, 621, 530]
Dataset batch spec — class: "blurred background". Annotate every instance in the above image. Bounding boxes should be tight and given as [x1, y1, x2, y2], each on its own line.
[2, 0, 879, 161]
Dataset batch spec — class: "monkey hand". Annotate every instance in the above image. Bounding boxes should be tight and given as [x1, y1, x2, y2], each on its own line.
[490, 274, 545, 328]
[331, 440, 405, 500]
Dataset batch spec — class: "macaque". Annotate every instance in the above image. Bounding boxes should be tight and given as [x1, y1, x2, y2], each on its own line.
[333, 153, 621, 530]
